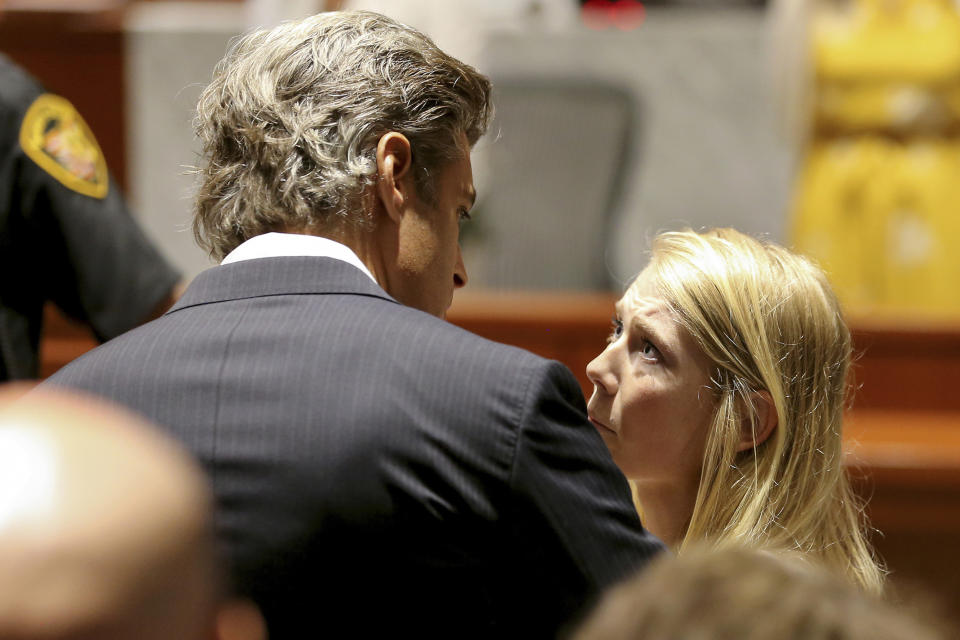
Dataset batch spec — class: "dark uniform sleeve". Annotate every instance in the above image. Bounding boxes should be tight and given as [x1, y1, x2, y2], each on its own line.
[22, 147, 181, 341]
[0, 56, 180, 379]
[501, 359, 665, 637]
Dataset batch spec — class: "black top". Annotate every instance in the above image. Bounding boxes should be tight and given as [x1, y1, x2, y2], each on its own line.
[0, 54, 180, 380]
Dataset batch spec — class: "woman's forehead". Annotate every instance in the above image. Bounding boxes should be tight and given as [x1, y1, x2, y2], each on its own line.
[619, 268, 662, 312]
[617, 276, 681, 339]
[619, 269, 714, 368]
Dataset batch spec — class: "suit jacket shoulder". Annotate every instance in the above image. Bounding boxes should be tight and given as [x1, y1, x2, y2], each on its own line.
[46, 256, 662, 638]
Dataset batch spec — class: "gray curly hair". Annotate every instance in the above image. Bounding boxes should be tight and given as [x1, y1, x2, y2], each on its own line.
[193, 11, 493, 261]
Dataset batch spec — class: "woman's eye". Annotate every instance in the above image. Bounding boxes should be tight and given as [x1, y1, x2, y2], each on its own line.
[607, 317, 624, 343]
[640, 340, 662, 361]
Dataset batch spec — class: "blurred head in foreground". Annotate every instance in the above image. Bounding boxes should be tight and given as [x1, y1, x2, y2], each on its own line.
[587, 228, 883, 592]
[0, 385, 261, 640]
[575, 547, 943, 640]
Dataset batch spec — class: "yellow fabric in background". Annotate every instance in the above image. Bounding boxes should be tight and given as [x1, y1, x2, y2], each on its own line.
[813, 0, 960, 131]
[814, 0, 960, 82]
[792, 0, 960, 316]
[814, 83, 960, 133]
[792, 138, 960, 314]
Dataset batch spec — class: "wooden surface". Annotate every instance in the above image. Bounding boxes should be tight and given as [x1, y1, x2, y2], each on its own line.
[845, 410, 960, 614]
[449, 289, 617, 397]
[848, 316, 960, 413]
[846, 410, 960, 494]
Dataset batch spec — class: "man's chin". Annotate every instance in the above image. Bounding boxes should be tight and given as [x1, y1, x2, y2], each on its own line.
[437, 294, 455, 320]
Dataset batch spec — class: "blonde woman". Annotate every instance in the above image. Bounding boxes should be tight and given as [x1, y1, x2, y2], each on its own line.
[586, 228, 884, 593]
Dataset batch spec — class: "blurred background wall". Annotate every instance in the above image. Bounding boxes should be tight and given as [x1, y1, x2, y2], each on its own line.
[5, 0, 959, 316]
[2, 0, 795, 288]
[124, 1, 244, 276]
[124, 0, 794, 289]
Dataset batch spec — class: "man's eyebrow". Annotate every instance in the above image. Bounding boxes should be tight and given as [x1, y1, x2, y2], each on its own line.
[465, 186, 477, 208]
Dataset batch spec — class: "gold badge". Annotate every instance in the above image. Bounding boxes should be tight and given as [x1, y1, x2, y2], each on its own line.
[19, 93, 109, 199]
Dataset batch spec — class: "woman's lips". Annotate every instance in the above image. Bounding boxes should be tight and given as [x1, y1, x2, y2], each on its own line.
[589, 416, 616, 435]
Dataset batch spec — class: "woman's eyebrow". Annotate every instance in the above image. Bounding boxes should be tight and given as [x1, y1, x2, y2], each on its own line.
[629, 310, 674, 359]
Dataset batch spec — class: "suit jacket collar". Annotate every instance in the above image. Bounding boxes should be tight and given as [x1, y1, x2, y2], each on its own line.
[168, 256, 398, 314]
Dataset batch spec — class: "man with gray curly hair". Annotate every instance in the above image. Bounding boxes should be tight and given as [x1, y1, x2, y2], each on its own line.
[45, 10, 663, 638]
[192, 9, 491, 316]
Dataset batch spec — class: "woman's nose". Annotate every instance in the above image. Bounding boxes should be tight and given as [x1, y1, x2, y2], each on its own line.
[586, 350, 617, 396]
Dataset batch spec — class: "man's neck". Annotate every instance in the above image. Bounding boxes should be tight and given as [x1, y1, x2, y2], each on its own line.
[324, 222, 394, 293]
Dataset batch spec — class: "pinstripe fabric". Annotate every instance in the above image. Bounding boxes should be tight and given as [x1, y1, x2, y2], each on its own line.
[45, 256, 664, 639]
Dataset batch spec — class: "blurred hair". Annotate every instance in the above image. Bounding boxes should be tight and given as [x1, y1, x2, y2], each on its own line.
[574, 546, 943, 640]
[193, 10, 493, 260]
[641, 228, 883, 593]
[0, 386, 224, 640]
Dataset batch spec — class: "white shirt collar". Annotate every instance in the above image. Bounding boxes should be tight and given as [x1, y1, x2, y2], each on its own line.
[220, 232, 377, 283]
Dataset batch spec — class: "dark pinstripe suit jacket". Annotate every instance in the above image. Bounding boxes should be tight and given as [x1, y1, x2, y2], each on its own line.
[46, 256, 663, 638]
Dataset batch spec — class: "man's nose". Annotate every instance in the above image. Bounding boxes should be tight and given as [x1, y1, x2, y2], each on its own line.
[453, 246, 468, 289]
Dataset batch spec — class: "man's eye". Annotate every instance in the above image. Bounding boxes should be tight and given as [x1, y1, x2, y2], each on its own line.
[457, 208, 472, 223]
[607, 317, 623, 343]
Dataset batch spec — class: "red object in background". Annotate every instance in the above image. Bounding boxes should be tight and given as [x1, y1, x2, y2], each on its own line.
[581, 0, 646, 31]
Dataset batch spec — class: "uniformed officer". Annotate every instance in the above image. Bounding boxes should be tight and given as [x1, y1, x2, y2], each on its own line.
[0, 53, 181, 380]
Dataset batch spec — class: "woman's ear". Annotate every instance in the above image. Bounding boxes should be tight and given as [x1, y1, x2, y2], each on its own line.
[736, 390, 778, 453]
[375, 132, 413, 224]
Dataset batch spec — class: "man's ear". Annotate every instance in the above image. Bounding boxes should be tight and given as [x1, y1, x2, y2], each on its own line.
[375, 132, 413, 224]
[736, 390, 778, 453]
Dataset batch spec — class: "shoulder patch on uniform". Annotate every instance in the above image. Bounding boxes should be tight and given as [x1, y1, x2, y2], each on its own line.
[19, 93, 109, 199]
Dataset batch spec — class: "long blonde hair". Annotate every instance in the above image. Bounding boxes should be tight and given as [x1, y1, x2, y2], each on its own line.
[645, 228, 884, 593]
